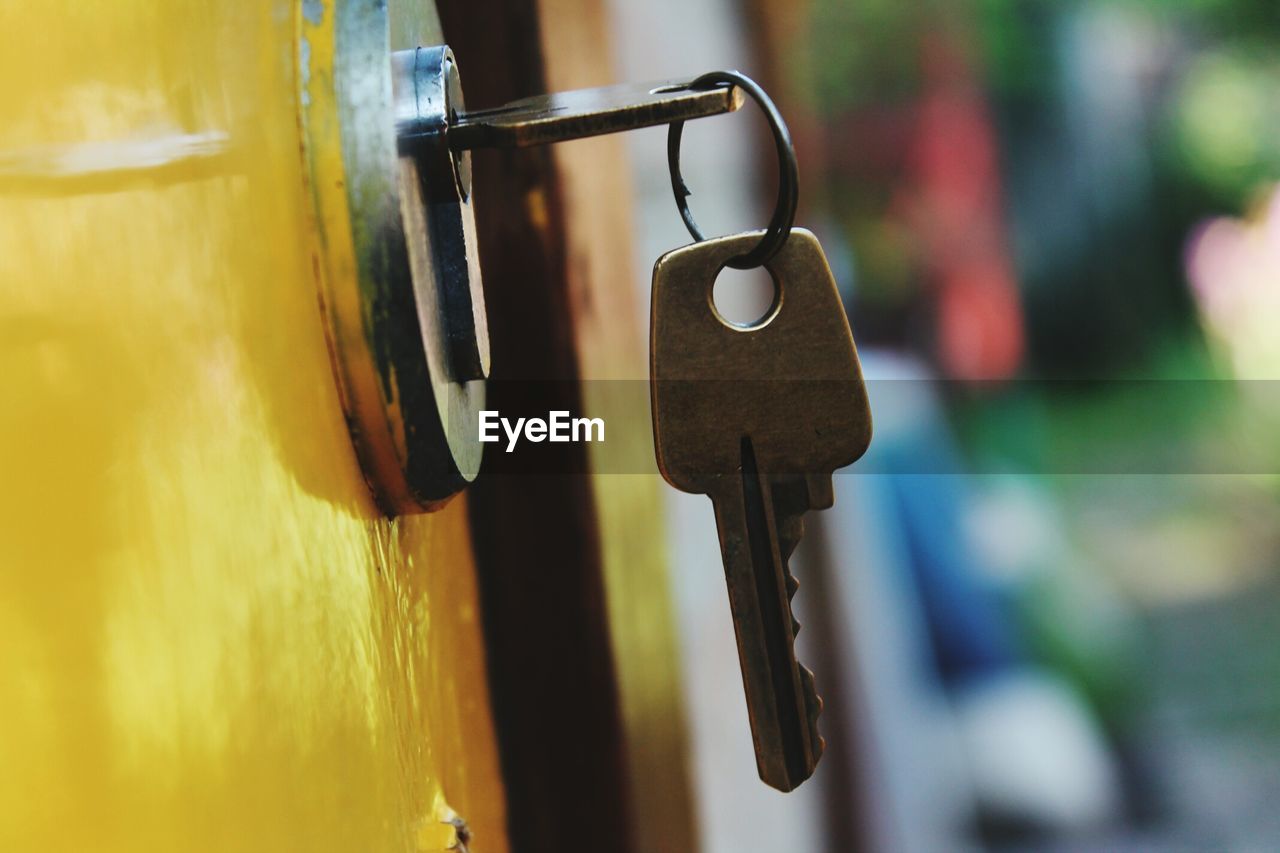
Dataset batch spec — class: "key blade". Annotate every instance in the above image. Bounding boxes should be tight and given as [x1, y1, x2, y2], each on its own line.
[713, 438, 824, 792]
[450, 79, 743, 150]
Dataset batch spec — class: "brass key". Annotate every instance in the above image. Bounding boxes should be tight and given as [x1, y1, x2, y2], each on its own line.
[650, 229, 872, 791]
[448, 79, 743, 150]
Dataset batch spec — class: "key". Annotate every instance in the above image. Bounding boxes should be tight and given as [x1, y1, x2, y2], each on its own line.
[650, 228, 872, 791]
[443, 78, 743, 151]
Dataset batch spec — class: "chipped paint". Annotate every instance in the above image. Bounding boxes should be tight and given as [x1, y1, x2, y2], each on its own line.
[299, 36, 312, 105]
[303, 0, 325, 25]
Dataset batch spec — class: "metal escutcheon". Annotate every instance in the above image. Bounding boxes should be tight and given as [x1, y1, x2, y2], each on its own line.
[299, 0, 487, 516]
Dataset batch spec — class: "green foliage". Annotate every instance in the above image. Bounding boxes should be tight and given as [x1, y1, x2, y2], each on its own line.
[805, 0, 925, 112]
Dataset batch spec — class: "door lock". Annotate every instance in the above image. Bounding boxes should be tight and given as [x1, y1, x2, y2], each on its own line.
[301, 8, 741, 515]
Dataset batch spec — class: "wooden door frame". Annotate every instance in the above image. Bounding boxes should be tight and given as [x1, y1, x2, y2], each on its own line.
[437, 1, 698, 850]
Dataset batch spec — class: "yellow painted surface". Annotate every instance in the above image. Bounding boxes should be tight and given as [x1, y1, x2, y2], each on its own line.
[0, 2, 508, 851]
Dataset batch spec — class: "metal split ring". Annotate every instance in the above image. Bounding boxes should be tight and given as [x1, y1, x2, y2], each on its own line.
[666, 70, 799, 270]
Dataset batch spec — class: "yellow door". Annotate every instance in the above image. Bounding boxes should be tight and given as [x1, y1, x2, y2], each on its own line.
[0, 2, 508, 850]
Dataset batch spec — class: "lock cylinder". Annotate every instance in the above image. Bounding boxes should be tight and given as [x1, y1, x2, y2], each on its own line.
[392, 45, 490, 385]
[298, 0, 743, 514]
[299, 4, 486, 515]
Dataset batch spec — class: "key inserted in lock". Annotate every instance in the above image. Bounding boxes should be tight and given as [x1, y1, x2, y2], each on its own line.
[442, 78, 744, 150]
[302, 22, 744, 515]
[387, 47, 744, 386]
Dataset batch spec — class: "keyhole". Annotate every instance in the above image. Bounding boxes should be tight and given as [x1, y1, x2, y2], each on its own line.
[712, 265, 779, 328]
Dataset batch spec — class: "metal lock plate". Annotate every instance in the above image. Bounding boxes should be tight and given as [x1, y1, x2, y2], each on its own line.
[298, 0, 744, 514]
[299, 2, 485, 515]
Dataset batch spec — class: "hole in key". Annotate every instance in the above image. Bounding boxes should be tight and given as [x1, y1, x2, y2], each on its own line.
[712, 264, 779, 328]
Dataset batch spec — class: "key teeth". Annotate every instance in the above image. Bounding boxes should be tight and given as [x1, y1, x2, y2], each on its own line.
[786, 568, 800, 636]
[806, 473, 835, 511]
[769, 474, 828, 787]
[776, 515, 805, 564]
[800, 664, 823, 759]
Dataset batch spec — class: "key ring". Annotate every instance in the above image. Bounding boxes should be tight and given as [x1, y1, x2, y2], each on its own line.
[666, 70, 799, 270]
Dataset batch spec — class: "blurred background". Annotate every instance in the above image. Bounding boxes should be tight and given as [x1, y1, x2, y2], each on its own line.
[607, 0, 1280, 850]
